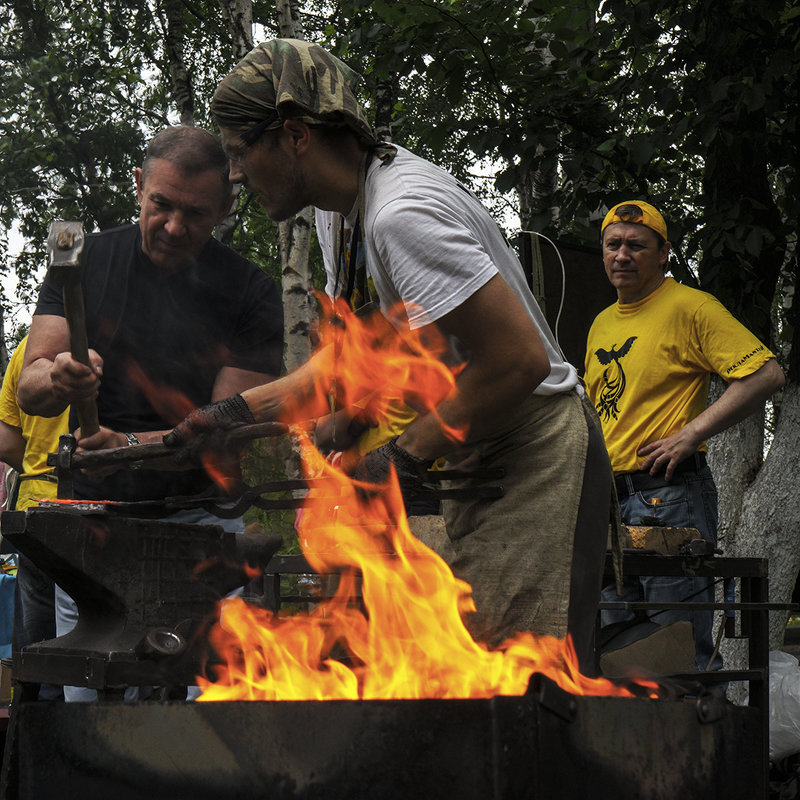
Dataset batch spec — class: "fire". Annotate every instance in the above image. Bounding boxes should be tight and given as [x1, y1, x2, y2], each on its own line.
[196, 299, 658, 702]
[126, 359, 244, 493]
[280, 295, 467, 441]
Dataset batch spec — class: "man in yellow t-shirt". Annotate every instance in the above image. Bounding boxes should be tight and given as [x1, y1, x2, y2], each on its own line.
[0, 335, 68, 699]
[584, 200, 784, 672]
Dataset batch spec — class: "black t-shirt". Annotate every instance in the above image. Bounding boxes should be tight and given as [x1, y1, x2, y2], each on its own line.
[35, 224, 283, 504]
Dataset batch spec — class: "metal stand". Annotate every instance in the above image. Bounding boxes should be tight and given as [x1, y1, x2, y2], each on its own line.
[600, 552, 795, 800]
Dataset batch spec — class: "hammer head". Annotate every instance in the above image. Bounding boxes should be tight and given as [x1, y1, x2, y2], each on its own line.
[47, 220, 85, 285]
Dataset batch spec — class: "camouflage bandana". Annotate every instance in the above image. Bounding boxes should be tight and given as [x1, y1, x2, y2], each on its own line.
[212, 38, 396, 162]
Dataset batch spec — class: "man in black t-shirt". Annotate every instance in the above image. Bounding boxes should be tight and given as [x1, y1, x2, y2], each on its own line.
[19, 126, 283, 506]
[17, 126, 283, 701]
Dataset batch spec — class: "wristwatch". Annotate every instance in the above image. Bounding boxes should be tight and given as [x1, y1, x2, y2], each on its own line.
[124, 432, 143, 470]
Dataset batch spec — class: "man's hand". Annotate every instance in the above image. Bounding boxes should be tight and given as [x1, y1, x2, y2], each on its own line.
[75, 426, 127, 452]
[50, 350, 103, 405]
[315, 410, 370, 453]
[353, 437, 433, 498]
[162, 395, 254, 491]
[74, 426, 130, 478]
[162, 394, 256, 448]
[638, 360, 786, 481]
[637, 429, 701, 481]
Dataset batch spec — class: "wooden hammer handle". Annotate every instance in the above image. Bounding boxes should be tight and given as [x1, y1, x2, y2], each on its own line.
[62, 281, 100, 437]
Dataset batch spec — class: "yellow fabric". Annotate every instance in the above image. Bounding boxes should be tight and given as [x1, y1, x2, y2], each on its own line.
[0, 337, 69, 510]
[352, 400, 444, 471]
[356, 402, 418, 456]
[584, 278, 774, 474]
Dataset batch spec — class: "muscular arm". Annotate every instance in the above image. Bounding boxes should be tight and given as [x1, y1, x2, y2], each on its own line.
[23, 312, 277, 451]
[17, 314, 102, 418]
[0, 422, 25, 473]
[638, 358, 785, 479]
[395, 274, 550, 460]
[241, 348, 335, 424]
[174, 275, 550, 460]
[242, 277, 549, 460]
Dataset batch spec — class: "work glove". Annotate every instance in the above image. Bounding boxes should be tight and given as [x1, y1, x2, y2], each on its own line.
[353, 436, 434, 498]
[163, 394, 255, 451]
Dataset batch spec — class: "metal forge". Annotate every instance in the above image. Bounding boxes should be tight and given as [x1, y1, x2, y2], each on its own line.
[0, 427, 774, 800]
[0, 502, 772, 800]
[4, 674, 765, 800]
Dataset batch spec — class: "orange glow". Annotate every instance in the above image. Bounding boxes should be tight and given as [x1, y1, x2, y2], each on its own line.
[192, 556, 262, 582]
[281, 295, 468, 443]
[34, 497, 115, 506]
[196, 301, 658, 702]
[126, 359, 244, 493]
[199, 438, 654, 700]
[32, 499, 111, 545]
[125, 360, 196, 425]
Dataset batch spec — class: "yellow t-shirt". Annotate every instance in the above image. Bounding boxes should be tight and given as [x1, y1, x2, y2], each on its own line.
[0, 337, 69, 510]
[584, 278, 774, 474]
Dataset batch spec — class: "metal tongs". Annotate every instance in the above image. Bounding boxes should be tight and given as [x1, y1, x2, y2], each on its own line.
[45, 422, 505, 515]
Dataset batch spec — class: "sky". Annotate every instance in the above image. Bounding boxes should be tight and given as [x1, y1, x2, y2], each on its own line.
[3, 223, 44, 339]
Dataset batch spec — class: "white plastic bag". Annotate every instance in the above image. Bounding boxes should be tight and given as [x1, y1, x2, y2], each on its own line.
[769, 650, 800, 761]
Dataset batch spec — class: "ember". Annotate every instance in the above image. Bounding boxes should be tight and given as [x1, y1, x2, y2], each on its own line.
[196, 299, 658, 702]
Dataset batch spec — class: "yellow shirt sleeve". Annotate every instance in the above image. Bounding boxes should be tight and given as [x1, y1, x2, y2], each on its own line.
[0, 342, 24, 430]
[0, 337, 69, 508]
[356, 403, 419, 455]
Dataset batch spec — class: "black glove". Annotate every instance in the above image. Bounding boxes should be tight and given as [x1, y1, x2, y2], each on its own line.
[353, 437, 434, 498]
[163, 394, 256, 449]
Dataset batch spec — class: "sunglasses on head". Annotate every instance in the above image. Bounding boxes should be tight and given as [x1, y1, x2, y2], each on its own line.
[613, 204, 645, 223]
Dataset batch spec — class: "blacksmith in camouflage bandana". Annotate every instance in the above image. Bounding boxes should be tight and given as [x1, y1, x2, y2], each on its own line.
[212, 38, 380, 149]
[169, 38, 616, 672]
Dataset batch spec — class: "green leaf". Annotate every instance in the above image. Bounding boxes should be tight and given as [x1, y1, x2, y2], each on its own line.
[744, 228, 763, 256]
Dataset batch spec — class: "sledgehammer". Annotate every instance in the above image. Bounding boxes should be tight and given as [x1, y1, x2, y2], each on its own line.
[46, 220, 100, 437]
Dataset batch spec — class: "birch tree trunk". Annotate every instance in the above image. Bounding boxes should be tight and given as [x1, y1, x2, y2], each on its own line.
[373, 77, 396, 144]
[217, 0, 315, 398]
[708, 379, 800, 702]
[219, 0, 254, 58]
[275, 0, 315, 482]
[274, 0, 314, 376]
[517, 1, 595, 234]
[517, 152, 558, 233]
[215, 0, 254, 245]
[157, 0, 194, 125]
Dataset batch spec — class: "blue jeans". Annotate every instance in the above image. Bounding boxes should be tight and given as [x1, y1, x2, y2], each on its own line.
[601, 464, 722, 672]
[57, 508, 245, 702]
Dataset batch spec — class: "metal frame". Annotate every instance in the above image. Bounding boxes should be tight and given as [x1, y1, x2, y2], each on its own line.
[600, 554, 771, 683]
[599, 552, 785, 799]
[255, 552, 781, 798]
[0, 555, 773, 800]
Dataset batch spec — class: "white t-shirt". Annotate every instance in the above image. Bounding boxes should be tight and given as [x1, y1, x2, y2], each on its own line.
[316, 145, 578, 395]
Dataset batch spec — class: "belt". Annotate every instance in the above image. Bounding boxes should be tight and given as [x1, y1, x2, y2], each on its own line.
[614, 452, 707, 498]
[18, 474, 58, 484]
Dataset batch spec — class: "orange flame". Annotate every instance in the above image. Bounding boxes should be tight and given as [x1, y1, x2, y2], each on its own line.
[196, 300, 659, 702]
[280, 295, 467, 443]
[199, 438, 653, 701]
[126, 360, 243, 493]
